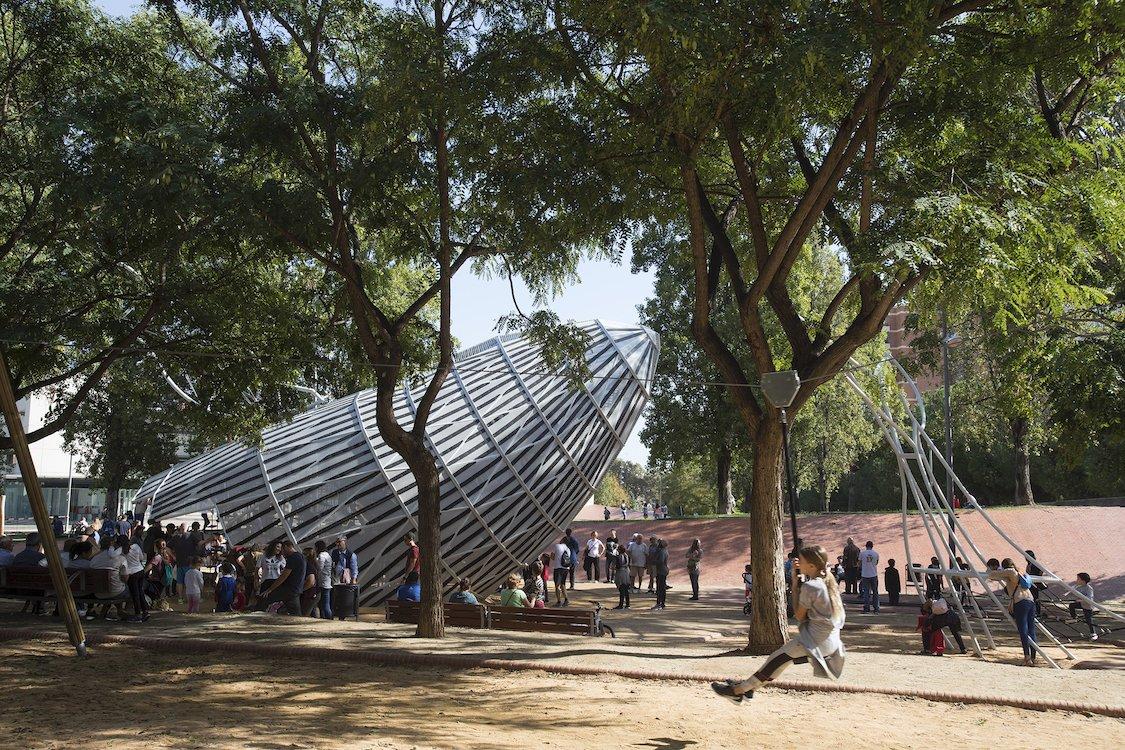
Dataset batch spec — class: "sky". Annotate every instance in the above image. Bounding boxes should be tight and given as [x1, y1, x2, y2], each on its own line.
[91, 0, 656, 464]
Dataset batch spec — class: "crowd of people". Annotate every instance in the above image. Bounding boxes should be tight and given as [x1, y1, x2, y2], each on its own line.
[0, 513, 1106, 664]
[0, 515, 366, 622]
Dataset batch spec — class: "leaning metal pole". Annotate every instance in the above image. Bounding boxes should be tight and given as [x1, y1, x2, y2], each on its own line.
[0, 348, 87, 655]
[940, 310, 955, 562]
[780, 408, 800, 549]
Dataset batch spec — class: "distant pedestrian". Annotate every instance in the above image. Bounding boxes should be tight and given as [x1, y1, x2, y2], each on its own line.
[1025, 550, 1046, 617]
[584, 531, 604, 582]
[651, 539, 669, 610]
[859, 541, 880, 613]
[551, 536, 571, 606]
[604, 530, 620, 583]
[603, 507, 611, 521]
[564, 527, 580, 590]
[314, 540, 334, 619]
[686, 538, 703, 601]
[642, 501, 651, 520]
[842, 538, 860, 595]
[884, 559, 901, 606]
[613, 546, 631, 609]
[627, 534, 647, 591]
[619, 504, 627, 520]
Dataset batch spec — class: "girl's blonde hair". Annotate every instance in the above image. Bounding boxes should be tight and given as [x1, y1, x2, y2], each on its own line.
[799, 544, 843, 621]
[505, 572, 524, 590]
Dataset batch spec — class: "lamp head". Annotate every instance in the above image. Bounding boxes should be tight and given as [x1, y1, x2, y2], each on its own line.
[761, 370, 801, 409]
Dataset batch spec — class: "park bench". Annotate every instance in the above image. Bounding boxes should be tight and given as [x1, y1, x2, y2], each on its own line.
[0, 566, 124, 607]
[487, 604, 596, 636]
[385, 599, 487, 629]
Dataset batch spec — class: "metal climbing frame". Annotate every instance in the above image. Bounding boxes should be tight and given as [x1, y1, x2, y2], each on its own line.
[842, 357, 1125, 669]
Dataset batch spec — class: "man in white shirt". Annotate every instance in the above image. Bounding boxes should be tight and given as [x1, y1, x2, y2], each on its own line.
[550, 537, 571, 607]
[584, 531, 605, 582]
[859, 540, 880, 613]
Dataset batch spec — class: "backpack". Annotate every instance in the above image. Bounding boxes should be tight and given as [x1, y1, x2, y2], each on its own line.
[1017, 573, 1033, 590]
[560, 548, 571, 568]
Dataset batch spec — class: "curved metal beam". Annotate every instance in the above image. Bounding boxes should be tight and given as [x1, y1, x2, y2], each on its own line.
[255, 449, 298, 547]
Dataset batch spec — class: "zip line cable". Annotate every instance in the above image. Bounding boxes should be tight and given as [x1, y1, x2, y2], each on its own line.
[0, 336, 897, 393]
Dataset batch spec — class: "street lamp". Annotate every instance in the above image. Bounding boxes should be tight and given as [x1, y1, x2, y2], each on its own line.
[761, 370, 802, 550]
[940, 311, 961, 561]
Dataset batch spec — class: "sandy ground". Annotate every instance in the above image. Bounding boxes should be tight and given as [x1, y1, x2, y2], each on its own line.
[2, 576, 1125, 750]
[2, 638, 1123, 750]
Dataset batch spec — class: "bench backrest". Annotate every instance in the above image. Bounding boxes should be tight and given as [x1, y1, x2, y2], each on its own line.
[0, 566, 116, 595]
[488, 605, 595, 636]
[385, 599, 487, 629]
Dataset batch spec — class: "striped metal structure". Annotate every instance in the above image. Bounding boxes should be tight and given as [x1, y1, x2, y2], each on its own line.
[135, 321, 658, 606]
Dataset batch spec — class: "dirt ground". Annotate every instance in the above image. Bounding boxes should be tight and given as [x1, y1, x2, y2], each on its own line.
[2, 638, 1123, 750]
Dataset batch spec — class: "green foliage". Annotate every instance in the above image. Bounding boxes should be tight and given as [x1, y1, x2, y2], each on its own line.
[661, 458, 713, 517]
[593, 472, 629, 510]
[609, 459, 658, 504]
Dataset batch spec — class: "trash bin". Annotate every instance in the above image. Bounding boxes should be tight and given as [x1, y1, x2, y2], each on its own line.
[333, 583, 359, 621]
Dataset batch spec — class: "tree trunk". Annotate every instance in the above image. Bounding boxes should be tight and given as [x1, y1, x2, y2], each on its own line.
[716, 442, 735, 515]
[746, 419, 787, 652]
[816, 456, 828, 513]
[400, 446, 445, 638]
[1011, 417, 1035, 506]
[105, 484, 120, 519]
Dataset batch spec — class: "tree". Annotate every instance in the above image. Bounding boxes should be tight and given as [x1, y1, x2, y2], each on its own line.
[556, 0, 1124, 648]
[593, 473, 629, 511]
[1, 2, 338, 453]
[62, 360, 181, 517]
[160, 0, 632, 637]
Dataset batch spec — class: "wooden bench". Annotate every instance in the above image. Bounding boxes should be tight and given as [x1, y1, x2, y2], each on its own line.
[487, 605, 596, 636]
[385, 599, 487, 629]
[0, 567, 123, 604]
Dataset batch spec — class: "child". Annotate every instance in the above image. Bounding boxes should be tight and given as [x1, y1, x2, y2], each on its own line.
[916, 600, 945, 655]
[884, 559, 901, 606]
[184, 557, 205, 614]
[232, 580, 248, 612]
[215, 563, 237, 612]
[742, 564, 754, 615]
[1069, 572, 1097, 640]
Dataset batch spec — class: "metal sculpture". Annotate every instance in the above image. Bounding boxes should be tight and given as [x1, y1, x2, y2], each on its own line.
[136, 321, 658, 606]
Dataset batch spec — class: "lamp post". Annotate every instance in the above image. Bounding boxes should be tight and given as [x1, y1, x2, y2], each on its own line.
[761, 371, 802, 549]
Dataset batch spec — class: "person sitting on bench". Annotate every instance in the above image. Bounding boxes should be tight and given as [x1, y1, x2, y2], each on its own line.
[87, 535, 128, 621]
[449, 577, 478, 605]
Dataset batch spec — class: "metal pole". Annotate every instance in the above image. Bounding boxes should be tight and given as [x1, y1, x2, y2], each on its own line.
[941, 310, 955, 562]
[780, 408, 799, 549]
[0, 348, 87, 655]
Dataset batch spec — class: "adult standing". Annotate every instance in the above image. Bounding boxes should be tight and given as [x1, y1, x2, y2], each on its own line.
[619, 503, 627, 520]
[842, 538, 860, 596]
[584, 531, 604, 582]
[563, 528, 580, 590]
[261, 540, 306, 615]
[651, 538, 669, 610]
[642, 501, 651, 520]
[859, 541, 880, 613]
[686, 538, 703, 601]
[627, 534, 647, 592]
[645, 535, 658, 593]
[550, 535, 571, 607]
[142, 520, 165, 557]
[122, 533, 149, 622]
[300, 547, 321, 616]
[332, 535, 361, 618]
[604, 530, 620, 584]
[259, 541, 286, 599]
[314, 540, 334, 619]
[240, 544, 262, 603]
[988, 558, 1039, 666]
[612, 544, 631, 609]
